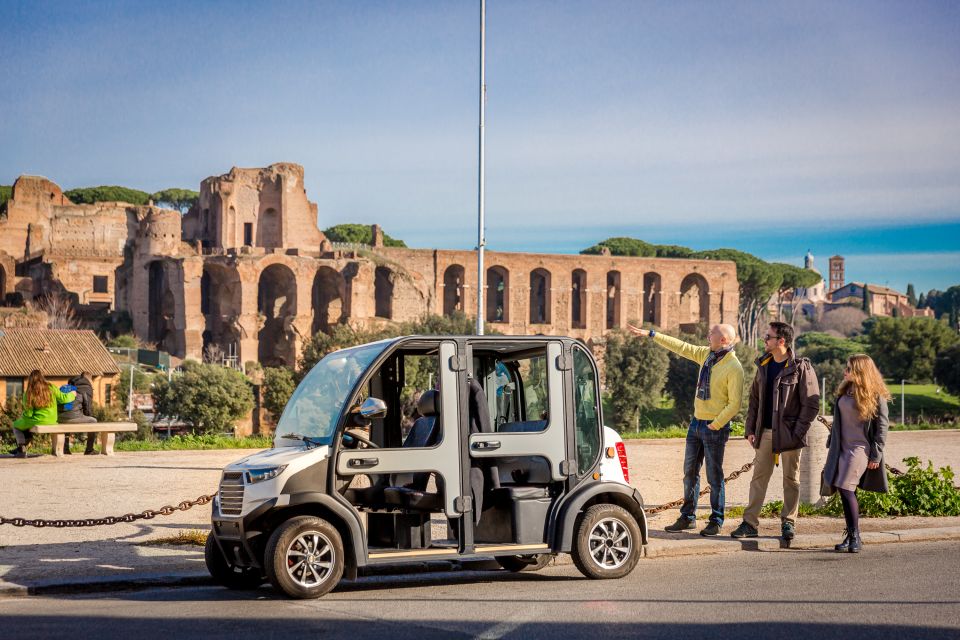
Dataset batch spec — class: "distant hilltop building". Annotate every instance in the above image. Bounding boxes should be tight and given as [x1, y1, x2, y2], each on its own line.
[828, 255, 845, 294]
[0, 163, 739, 367]
[830, 282, 933, 318]
[769, 250, 932, 321]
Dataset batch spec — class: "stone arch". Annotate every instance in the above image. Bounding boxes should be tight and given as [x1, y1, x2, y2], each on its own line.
[606, 270, 621, 329]
[643, 272, 662, 326]
[201, 263, 242, 363]
[258, 207, 281, 249]
[257, 263, 298, 367]
[679, 273, 710, 332]
[571, 269, 587, 329]
[374, 266, 395, 319]
[529, 268, 552, 324]
[486, 266, 509, 323]
[312, 266, 345, 334]
[147, 260, 177, 352]
[443, 264, 465, 316]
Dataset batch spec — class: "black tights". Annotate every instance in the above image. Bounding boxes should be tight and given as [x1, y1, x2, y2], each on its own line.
[839, 488, 859, 533]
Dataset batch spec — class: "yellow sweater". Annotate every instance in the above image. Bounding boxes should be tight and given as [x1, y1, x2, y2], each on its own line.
[653, 333, 744, 428]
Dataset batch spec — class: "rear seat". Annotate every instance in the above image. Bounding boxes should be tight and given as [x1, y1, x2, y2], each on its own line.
[492, 420, 552, 499]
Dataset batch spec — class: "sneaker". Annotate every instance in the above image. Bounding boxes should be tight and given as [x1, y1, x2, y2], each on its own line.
[781, 522, 796, 540]
[12, 446, 27, 459]
[730, 522, 758, 538]
[665, 517, 696, 532]
[700, 521, 721, 537]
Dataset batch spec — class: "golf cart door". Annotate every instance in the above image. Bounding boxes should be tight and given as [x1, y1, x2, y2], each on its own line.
[336, 340, 464, 520]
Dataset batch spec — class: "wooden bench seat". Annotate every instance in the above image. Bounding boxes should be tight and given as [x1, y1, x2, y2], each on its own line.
[30, 423, 138, 456]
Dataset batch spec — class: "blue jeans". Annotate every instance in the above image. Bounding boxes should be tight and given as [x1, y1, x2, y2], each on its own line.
[679, 418, 730, 525]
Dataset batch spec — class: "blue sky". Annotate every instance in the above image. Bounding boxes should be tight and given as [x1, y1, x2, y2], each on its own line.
[1, 0, 958, 293]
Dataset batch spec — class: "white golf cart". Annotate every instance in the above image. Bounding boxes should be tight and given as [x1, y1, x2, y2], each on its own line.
[206, 335, 646, 598]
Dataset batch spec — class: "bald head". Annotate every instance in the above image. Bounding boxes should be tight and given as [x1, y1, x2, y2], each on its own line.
[708, 324, 738, 351]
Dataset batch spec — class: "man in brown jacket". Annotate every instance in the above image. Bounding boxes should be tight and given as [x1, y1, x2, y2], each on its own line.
[731, 321, 820, 540]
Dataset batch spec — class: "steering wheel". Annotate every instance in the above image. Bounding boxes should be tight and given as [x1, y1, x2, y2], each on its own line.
[343, 429, 380, 449]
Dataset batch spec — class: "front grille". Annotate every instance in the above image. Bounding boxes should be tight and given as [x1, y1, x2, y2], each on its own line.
[218, 472, 245, 516]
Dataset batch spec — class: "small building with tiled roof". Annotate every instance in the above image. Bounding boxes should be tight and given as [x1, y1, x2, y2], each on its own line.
[0, 328, 121, 409]
[829, 282, 935, 319]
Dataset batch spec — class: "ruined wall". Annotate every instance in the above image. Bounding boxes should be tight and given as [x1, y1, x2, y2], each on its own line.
[185, 163, 324, 253]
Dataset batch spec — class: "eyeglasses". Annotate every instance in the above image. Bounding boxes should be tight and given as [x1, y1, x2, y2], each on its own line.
[764, 335, 781, 341]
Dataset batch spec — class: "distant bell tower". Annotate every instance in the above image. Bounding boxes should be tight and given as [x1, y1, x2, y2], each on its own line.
[829, 255, 845, 293]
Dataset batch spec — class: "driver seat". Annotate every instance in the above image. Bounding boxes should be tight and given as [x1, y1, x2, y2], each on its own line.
[383, 389, 443, 511]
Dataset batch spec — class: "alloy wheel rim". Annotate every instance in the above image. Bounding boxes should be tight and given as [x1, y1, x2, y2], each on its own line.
[588, 517, 632, 570]
[285, 531, 335, 588]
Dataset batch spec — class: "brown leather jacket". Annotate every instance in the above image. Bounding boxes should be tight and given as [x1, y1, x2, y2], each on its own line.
[744, 350, 821, 453]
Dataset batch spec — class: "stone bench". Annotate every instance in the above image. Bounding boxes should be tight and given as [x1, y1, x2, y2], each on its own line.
[30, 423, 138, 456]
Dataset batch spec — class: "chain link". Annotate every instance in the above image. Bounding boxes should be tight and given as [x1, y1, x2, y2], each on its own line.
[0, 494, 215, 528]
[647, 462, 755, 515]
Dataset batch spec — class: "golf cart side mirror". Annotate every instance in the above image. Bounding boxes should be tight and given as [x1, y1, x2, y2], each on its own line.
[358, 397, 388, 419]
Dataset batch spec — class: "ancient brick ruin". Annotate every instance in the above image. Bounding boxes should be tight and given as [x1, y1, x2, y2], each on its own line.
[0, 163, 739, 367]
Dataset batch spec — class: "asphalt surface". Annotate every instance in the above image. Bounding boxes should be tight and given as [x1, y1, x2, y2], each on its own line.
[2, 540, 958, 639]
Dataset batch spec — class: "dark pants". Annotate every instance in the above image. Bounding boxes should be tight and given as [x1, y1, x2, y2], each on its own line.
[679, 418, 730, 525]
[61, 415, 98, 453]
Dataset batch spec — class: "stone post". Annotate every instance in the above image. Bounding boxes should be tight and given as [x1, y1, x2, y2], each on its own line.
[799, 415, 831, 505]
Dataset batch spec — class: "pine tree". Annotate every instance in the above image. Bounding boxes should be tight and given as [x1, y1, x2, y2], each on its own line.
[906, 283, 917, 307]
[918, 292, 927, 308]
[862, 285, 871, 315]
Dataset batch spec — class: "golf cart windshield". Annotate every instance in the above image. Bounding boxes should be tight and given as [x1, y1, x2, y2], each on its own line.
[275, 340, 390, 445]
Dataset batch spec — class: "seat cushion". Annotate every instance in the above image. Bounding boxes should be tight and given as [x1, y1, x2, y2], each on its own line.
[495, 485, 550, 500]
[383, 487, 443, 512]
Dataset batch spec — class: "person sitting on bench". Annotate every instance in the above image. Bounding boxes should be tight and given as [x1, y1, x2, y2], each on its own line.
[58, 371, 99, 455]
[11, 369, 76, 459]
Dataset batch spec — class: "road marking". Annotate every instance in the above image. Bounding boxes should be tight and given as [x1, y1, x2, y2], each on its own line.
[475, 620, 522, 639]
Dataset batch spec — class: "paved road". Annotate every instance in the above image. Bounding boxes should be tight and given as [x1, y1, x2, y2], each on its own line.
[2, 540, 958, 639]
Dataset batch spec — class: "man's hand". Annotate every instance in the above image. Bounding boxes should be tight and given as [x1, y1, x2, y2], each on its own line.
[627, 323, 648, 337]
[707, 422, 721, 431]
[867, 461, 880, 470]
[747, 434, 755, 444]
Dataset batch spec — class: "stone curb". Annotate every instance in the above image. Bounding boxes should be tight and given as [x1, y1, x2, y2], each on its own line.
[2, 527, 958, 596]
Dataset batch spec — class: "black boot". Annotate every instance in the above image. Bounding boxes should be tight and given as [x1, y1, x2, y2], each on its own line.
[12, 445, 27, 458]
[834, 530, 851, 552]
[848, 530, 862, 553]
[63, 436, 72, 455]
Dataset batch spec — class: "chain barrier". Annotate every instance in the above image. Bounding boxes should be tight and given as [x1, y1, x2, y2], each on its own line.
[0, 417, 915, 526]
[0, 494, 215, 528]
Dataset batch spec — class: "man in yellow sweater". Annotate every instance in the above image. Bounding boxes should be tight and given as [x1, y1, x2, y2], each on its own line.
[628, 323, 744, 536]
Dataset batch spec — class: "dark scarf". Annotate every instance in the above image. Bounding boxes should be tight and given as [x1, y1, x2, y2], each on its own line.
[696, 347, 734, 401]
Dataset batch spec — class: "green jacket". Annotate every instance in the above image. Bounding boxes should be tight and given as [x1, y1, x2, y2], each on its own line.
[12, 384, 76, 431]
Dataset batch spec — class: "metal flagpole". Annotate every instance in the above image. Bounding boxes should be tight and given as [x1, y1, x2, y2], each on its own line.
[476, 0, 486, 335]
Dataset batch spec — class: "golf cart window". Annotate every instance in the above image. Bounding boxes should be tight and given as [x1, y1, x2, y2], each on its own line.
[275, 341, 390, 445]
[482, 349, 549, 432]
[573, 345, 602, 473]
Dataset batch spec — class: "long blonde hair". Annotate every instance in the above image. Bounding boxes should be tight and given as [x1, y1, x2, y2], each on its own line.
[836, 354, 892, 421]
[25, 369, 52, 410]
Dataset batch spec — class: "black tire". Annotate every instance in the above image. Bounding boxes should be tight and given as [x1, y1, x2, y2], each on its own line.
[571, 503, 641, 580]
[265, 515, 345, 599]
[496, 553, 554, 573]
[204, 534, 265, 590]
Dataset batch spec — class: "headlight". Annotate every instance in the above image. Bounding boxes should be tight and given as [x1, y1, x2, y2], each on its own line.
[246, 465, 287, 484]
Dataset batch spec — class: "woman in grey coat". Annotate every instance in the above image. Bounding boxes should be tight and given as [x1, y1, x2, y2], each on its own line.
[820, 354, 892, 553]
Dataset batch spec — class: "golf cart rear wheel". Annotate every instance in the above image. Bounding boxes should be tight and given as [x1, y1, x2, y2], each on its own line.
[204, 534, 265, 590]
[265, 515, 345, 599]
[571, 503, 641, 580]
[496, 553, 554, 572]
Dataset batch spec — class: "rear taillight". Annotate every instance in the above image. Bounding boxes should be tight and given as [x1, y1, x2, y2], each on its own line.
[615, 441, 629, 483]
